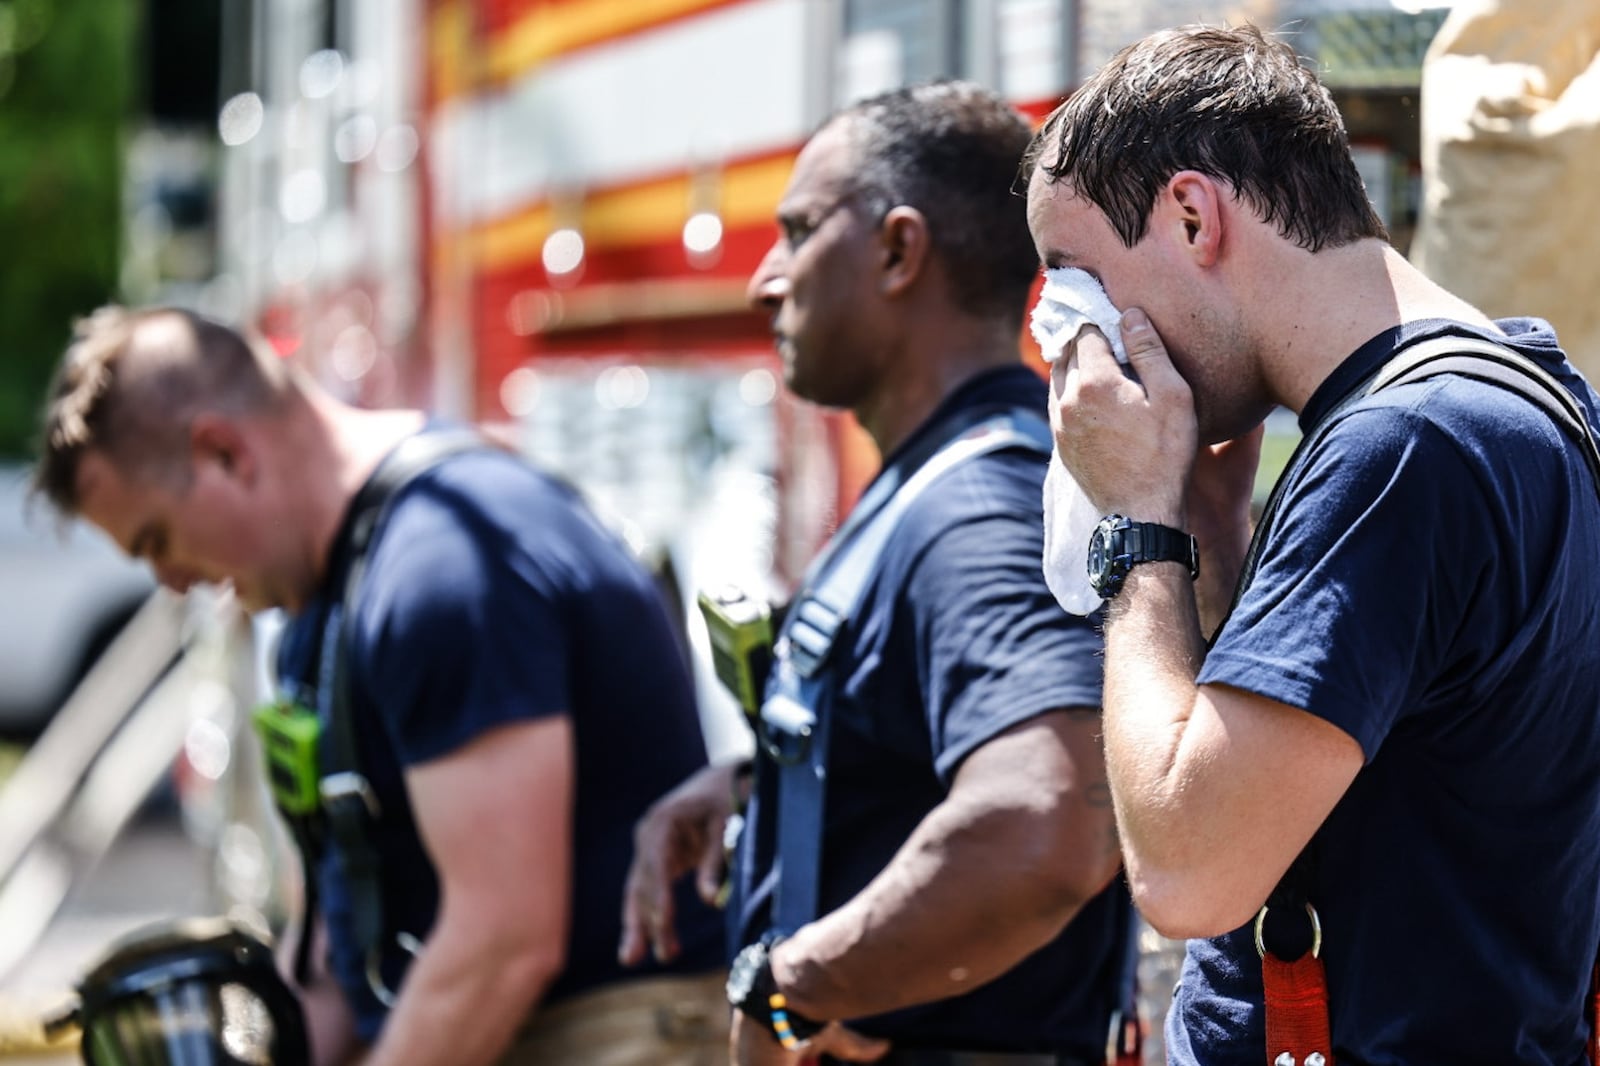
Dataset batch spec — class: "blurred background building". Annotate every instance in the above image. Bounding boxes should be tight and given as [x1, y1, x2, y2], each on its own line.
[0, 0, 1467, 601]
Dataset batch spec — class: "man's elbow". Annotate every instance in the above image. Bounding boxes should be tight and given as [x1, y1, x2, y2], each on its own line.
[1014, 823, 1123, 932]
[481, 923, 566, 1005]
[1125, 864, 1261, 940]
[1050, 846, 1123, 916]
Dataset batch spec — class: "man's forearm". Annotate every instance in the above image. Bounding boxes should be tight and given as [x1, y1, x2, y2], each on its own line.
[1099, 564, 1218, 918]
[773, 738, 1117, 1021]
[362, 918, 559, 1066]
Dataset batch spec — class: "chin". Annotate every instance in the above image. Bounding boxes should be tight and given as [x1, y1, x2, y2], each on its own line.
[232, 586, 281, 616]
[784, 369, 824, 408]
[1196, 396, 1273, 447]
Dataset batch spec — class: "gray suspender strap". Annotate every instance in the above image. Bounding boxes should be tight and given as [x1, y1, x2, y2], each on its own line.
[311, 428, 489, 1006]
[764, 410, 1052, 934]
[1228, 333, 1600, 623]
[1370, 336, 1600, 499]
[1235, 333, 1600, 925]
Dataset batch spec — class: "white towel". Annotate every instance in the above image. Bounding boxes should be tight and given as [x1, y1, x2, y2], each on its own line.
[1028, 268, 1129, 616]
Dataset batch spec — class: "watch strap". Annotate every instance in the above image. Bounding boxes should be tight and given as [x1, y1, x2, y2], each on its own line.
[1125, 521, 1198, 576]
[729, 938, 825, 1048]
[1092, 515, 1200, 599]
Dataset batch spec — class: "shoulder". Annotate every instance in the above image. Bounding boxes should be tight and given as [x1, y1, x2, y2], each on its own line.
[373, 449, 623, 583]
[893, 440, 1048, 558]
[1318, 373, 1568, 502]
[350, 451, 607, 637]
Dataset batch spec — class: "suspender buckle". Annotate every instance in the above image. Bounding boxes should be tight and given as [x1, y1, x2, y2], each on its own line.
[1254, 902, 1322, 960]
[758, 694, 815, 766]
[785, 598, 842, 678]
[365, 931, 423, 1008]
[320, 771, 382, 821]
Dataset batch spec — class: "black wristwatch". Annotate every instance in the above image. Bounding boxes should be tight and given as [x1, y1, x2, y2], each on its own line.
[1087, 514, 1200, 599]
[726, 936, 825, 1050]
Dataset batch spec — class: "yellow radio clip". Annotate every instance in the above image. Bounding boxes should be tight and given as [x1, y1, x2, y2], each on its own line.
[696, 586, 775, 719]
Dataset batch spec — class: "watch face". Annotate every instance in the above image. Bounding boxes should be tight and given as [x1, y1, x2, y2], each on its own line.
[1087, 516, 1121, 596]
[1087, 531, 1107, 581]
[725, 943, 765, 1007]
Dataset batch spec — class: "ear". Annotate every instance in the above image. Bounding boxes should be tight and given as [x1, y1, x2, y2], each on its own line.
[1161, 171, 1225, 268]
[189, 413, 257, 485]
[876, 205, 931, 299]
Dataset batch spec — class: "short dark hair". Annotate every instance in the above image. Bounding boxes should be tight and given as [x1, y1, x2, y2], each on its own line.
[1027, 23, 1386, 252]
[835, 81, 1039, 320]
[33, 306, 290, 514]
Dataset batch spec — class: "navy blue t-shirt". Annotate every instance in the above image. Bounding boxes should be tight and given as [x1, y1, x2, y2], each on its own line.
[742, 367, 1129, 1057]
[1171, 319, 1600, 1065]
[276, 441, 723, 1041]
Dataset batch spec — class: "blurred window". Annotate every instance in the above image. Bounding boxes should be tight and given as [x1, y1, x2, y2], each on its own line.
[995, 0, 1073, 99]
[838, 0, 960, 104]
[836, 0, 1077, 105]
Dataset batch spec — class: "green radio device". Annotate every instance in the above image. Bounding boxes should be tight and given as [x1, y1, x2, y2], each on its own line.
[696, 586, 774, 719]
[252, 699, 323, 819]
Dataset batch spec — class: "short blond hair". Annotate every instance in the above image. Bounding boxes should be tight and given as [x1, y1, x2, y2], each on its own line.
[34, 306, 292, 514]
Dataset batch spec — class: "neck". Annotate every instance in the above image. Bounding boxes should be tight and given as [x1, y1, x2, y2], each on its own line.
[1247, 240, 1498, 415]
[854, 314, 1022, 457]
[280, 390, 427, 597]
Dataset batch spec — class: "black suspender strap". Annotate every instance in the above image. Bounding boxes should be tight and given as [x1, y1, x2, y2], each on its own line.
[287, 428, 489, 1004]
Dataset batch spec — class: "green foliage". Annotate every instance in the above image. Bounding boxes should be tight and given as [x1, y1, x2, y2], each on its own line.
[1255, 419, 1302, 506]
[0, 0, 131, 460]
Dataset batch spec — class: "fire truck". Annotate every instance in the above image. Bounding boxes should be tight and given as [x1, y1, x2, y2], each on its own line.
[208, 0, 1085, 750]
[211, 0, 1100, 586]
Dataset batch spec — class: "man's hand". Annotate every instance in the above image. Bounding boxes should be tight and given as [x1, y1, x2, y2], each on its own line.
[730, 1010, 891, 1066]
[619, 761, 741, 966]
[1050, 310, 1199, 525]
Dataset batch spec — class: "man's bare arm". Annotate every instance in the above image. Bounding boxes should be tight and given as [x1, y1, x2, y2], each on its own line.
[1098, 564, 1363, 936]
[1053, 312, 1363, 938]
[360, 716, 574, 1066]
[770, 708, 1121, 1021]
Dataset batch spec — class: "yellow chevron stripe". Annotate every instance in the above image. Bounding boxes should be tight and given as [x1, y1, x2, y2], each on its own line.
[430, 0, 740, 101]
[460, 151, 794, 272]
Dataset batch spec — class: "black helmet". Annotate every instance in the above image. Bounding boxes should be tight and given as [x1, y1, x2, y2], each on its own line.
[55, 916, 309, 1066]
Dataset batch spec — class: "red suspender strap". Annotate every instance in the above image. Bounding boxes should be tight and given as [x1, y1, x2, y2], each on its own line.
[1110, 1010, 1142, 1066]
[1257, 903, 1334, 1066]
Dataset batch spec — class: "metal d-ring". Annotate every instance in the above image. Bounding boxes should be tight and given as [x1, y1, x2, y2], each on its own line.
[1254, 902, 1322, 959]
[366, 931, 424, 1007]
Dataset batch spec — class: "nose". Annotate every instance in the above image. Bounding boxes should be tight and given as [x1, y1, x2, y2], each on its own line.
[746, 242, 790, 312]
